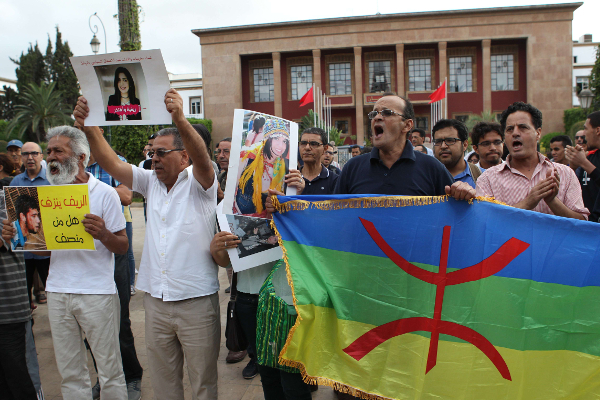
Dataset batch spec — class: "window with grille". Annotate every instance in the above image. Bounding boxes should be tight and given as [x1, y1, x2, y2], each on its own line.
[253, 68, 274, 102]
[368, 61, 391, 93]
[449, 57, 473, 92]
[291, 65, 312, 100]
[576, 76, 590, 93]
[329, 63, 352, 95]
[491, 54, 514, 91]
[408, 59, 431, 92]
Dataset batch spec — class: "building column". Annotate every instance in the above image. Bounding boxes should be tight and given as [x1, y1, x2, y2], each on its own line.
[354, 47, 364, 145]
[482, 39, 492, 113]
[396, 44, 405, 96]
[312, 49, 322, 92]
[438, 42, 447, 86]
[273, 52, 282, 117]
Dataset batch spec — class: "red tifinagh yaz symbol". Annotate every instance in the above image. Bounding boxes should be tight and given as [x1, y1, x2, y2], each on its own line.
[342, 218, 530, 381]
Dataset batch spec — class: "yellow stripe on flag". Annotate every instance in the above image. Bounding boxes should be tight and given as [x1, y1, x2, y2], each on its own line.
[281, 304, 600, 400]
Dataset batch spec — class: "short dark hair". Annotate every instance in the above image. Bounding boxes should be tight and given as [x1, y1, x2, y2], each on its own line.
[349, 145, 360, 153]
[361, 146, 372, 154]
[149, 133, 157, 140]
[301, 127, 328, 147]
[217, 137, 232, 147]
[15, 194, 38, 220]
[156, 128, 183, 149]
[431, 119, 469, 142]
[471, 121, 504, 146]
[500, 102, 543, 133]
[381, 92, 415, 121]
[0, 153, 15, 176]
[252, 116, 266, 133]
[550, 135, 572, 148]
[588, 111, 600, 129]
[411, 128, 426, 138]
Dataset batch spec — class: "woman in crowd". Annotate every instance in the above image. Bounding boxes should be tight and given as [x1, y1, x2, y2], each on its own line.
[105, 67, 142, 121]
[234, 119, 290, 218]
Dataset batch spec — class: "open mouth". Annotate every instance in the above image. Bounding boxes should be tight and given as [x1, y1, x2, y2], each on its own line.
[48, 163, 60, 175]
[373, 125, 384, 139]
[512, 140, 523, 151]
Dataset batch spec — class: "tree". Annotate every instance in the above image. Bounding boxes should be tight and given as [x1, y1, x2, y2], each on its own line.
[118, 0, 142, 51]
[589, 44, 600, 111]
[6, 82, 73, 142]
[464, 110, 497, 133]
[45, 27, 79, 108]
[10, 43, 46, 94]
[0, 86, 19, 120]
[109, 125, 158, 166]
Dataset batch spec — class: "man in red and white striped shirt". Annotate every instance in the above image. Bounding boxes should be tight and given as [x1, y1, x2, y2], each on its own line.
[476, 102, 588, 220]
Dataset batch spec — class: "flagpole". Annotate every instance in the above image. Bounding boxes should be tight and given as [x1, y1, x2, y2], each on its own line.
[444, 77, 448, 119]
[312, 83, 316, 127]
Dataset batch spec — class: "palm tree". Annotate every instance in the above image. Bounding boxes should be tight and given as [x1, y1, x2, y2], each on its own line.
[464, 110, 497, 133]
[6, 82, 73, 142]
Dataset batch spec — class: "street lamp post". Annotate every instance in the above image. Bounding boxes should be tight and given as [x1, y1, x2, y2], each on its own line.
[578, 88, 594, 110]
[89, 12, 110, 144]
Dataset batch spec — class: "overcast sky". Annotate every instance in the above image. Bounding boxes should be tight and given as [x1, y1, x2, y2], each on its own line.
[1, 0, 598, 81]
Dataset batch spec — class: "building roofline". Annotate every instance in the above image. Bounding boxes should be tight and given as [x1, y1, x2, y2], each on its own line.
[192, 3, 582, 36]
[0, 77, 17, 84]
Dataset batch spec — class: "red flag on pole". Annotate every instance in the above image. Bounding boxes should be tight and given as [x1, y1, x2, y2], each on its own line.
[428, 81, 446, 104]
[299, 87, 314, 107]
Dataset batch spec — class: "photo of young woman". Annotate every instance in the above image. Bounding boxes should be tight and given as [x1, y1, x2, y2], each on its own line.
[105, 66, 142, 121]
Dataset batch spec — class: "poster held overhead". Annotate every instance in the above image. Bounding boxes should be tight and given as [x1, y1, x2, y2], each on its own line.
[70, 49, 171, 126]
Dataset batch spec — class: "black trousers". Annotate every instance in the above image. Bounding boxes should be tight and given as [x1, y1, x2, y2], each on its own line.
[24, 258, 49, 305]
[87, 253, 143, 382]
[236, 291, 259, 361]
[0, 321, 37, 400]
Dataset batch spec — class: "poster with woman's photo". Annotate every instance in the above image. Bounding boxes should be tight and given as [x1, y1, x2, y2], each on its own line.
[216, 214, 282, 272]
[70, 49, 171, 126]
[222, 109, 298, 217]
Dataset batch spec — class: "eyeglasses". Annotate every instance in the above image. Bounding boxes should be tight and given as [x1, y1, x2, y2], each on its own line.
[576, 135, 585, 139]
[299, 141, 323, 148]
[433, 138, 463, 147]
[367, 109, 407, 120]
[477, 140, 504, 148]
[21, 151, 41, 158]
[324, 151, 335, 155]
[148, 148, 184, 158]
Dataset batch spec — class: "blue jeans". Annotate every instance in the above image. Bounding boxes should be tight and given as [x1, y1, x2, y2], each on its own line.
[126, 222, 135, 286]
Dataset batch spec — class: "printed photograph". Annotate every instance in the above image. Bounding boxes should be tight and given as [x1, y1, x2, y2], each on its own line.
[227, 214, 279, 259]
[4, 187, 46, 251]
[94, 63, 149, 122]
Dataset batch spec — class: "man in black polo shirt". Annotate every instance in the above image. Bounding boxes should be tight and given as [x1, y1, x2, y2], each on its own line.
[335, 93, 473, 199]
[566, 110, 600, 221]
[299, 128, 338, 195]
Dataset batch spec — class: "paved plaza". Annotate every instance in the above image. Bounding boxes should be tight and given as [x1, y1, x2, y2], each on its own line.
[31, 204, 335, 399]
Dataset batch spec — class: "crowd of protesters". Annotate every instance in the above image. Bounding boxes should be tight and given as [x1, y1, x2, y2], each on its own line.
[1, 85, 599, 400]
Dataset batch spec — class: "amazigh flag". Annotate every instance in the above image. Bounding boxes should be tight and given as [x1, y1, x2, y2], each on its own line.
[429, 81, 446, 104]
[272, 194, 600, 400]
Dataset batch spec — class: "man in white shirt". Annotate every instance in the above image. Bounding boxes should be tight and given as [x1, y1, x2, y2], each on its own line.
[2, 126, 129, 400]
[74, 89, 220, 400]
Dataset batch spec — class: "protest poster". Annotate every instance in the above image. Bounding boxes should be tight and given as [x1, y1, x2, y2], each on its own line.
[4, 185, 94, 251]
[70, 49, 171, 126]
[217, 213, 282, 272]
[220, 109, 298, 271]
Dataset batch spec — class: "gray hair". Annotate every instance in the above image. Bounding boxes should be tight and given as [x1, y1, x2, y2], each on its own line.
[156, 128, 184, 149]
[46, 125, 90, 167]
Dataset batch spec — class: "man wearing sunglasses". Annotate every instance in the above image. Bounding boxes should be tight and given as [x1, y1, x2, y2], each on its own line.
[322, 145, 341, 175]
[333, 93, 474, 200]
[74, 88, 222, 400]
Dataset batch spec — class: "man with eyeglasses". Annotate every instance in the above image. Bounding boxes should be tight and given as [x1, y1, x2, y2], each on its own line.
[298, 127, 338, 195]
[566, 111, 600, 221]
[432, 119, 478, 189]
[477, 102, 587, 220]
[75, 88, 222, 400]
[334, 93, 473, 200]
[322, 144, 341, 175]
[10, 142, 51, 308]
[574, 130, 587, 152]
[471, 121, 505, 171]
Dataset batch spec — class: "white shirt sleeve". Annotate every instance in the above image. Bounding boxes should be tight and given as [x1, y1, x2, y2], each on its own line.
[131, 164, 153, 198]
[190, 166, 218, 202]
[102, 187, 127, 233]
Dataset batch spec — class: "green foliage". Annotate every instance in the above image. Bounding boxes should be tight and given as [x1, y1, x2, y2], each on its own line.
[299, 110, 319, 132]
[45, 28, 79, 108]
[540, 132, 565, 153]
[0, 120, 21, 142]
[0, 86, 20, 120]
[589, 44, 600, 111]
[186, 118, 212, 133]
[109, 125, 159, 166]
[563, 108, 587, 136]
[10, 43, 46, 93]
[6, 82, 73, 142]
[118, 0, 142, 51]
[464, 110, 497, 132]
[328, 127, 345, 146]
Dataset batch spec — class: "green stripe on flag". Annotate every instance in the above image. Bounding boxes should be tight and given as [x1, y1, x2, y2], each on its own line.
[284, 241, 600, 356]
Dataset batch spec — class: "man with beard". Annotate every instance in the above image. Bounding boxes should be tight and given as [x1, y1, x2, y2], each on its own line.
[432, 119, 478, 189]
[74, 89, 222, 400]
[11, 195, 42, 251]
[2, 126, 129, 399]
[566, 111, 600, 221]
[470, 121, 504, 171]
[477, 102, 588, 220]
